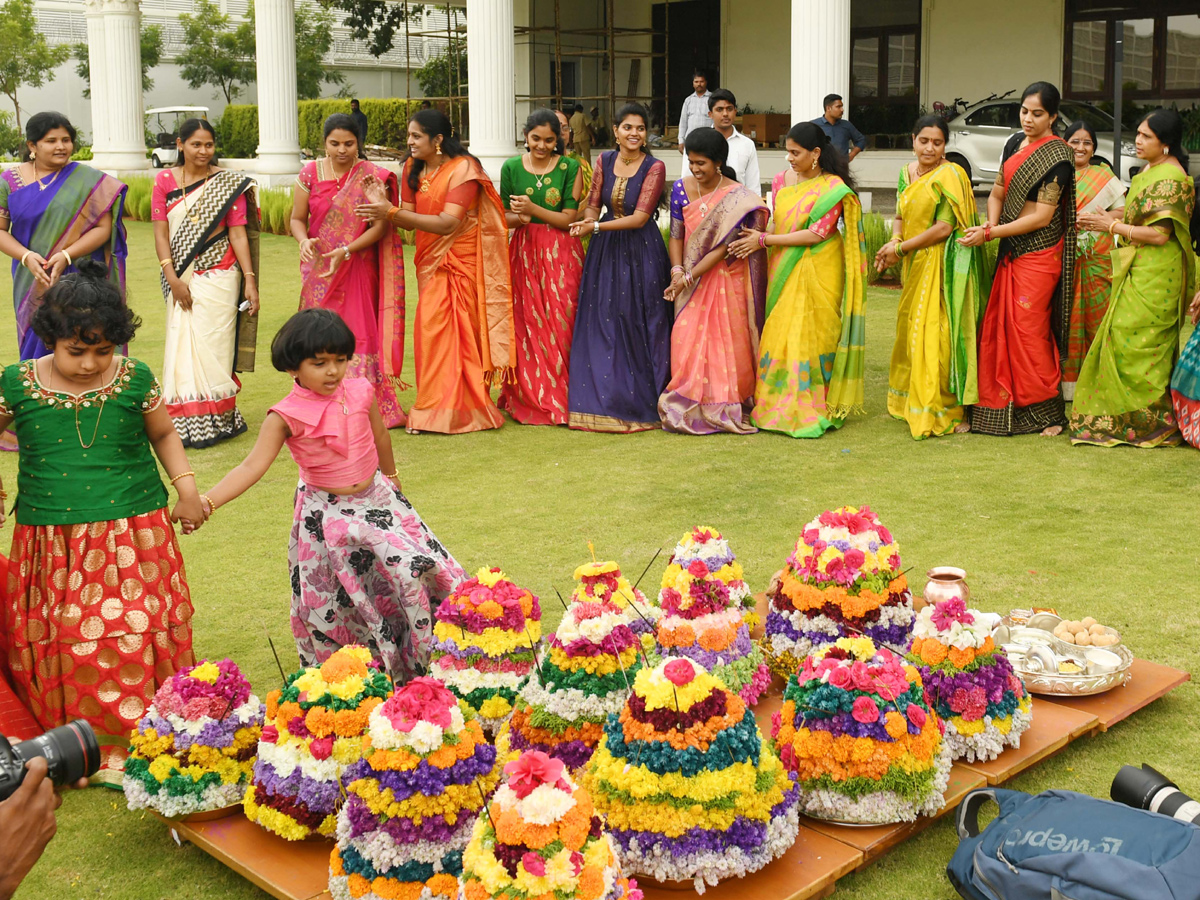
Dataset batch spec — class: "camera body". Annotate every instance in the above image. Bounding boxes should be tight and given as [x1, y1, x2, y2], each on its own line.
[0, 721, 101, 802]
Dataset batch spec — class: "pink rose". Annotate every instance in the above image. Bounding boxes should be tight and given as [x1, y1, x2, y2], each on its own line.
[851, 696, 879, 723]
[663, 659, 696, 686]
[386, 677, 457, 731]
[687, 560, 709, 578]
[878, 526, 893, 544]
[906, 703, 927, 729]
[505, 750, 565, 799]
[261, 725, 279, 744]
[309, 736, 334, 760]
[802, 528, 821, 546]
[827, 666, 853, 690]
[849, 661, 874, 692]
[522, 852, 546, 877]
[843, 548, 865, 571]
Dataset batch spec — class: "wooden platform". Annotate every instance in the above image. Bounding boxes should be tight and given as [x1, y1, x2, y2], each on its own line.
[959, 699, 1098, 786]
[1042, 658, 1191, 731]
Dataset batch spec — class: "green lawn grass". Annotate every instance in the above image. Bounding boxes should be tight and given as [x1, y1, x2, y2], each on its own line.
[2, 221, 1197, 899]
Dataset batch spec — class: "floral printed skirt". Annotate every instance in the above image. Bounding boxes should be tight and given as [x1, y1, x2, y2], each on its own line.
[288, 473, 465, 684]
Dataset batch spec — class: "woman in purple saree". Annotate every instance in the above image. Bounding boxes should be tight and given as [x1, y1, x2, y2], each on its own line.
[0, 112, 127, 450]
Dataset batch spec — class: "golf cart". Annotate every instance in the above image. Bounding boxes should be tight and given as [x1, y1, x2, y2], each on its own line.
[147, 106, 210, 168]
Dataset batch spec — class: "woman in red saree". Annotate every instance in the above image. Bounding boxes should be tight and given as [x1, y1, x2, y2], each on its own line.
[959, 82, 1076, 436]
[359, 110, 514, 434]
[291, 114, 406, 428]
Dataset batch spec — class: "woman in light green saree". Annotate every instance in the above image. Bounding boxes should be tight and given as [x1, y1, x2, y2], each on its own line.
[1069, 110, 1197, 447]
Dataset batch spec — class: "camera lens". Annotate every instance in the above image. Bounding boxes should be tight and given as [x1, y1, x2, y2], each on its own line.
[1111, 764, 1200, 825]
[12, 721, 101, 792]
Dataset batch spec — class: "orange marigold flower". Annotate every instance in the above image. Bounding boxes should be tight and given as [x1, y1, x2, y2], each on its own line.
[347, 874, 372, 896]
[697, 624, 737, 652]
[577, 867, 604, 900]
[980, 636, 995, 654]
[947, 646, 975, 668]
[884, 711, 908, 739]
[464, 881, 491, 900]
[920, 641, 948, 666]
[330, 848, 346, 876]
[305, 707, 336, 737]
[427, 874, 459, 898]
[321, 652, 369, 683]
[476, 600, 504, 619]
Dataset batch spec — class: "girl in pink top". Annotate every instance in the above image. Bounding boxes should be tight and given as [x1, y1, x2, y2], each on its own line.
[201, 309, 465, 681]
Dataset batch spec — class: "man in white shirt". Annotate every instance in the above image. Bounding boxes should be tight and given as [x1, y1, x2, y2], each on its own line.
[677, 71, 712, 155]
[704, 88, 761, 194]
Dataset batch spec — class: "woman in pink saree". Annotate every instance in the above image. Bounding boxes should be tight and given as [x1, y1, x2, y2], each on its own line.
[290, 114, 406, 427]
[661, 128, 768, 433]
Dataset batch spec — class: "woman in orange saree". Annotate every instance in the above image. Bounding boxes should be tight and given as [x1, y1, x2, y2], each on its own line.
[291, 114, 406, 428]
[1062, 120, 1125, 400]
[360, 110, 514, 434]
[959, 82, 1076, 436]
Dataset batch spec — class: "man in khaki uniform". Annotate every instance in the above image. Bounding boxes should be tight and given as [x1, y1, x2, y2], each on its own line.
[568, 104, 592, 164]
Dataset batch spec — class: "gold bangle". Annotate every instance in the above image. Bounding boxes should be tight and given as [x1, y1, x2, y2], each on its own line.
[1108, 220, 1118, 235]
[20, 251, 30, 267]
[62, 249, 72, 267]
[201, 493, 217, 513]
[381, 469, 399, 479]
[169, 470, 195, 485]
[160, 258, 173, 269]
[244, 272, 256, 278]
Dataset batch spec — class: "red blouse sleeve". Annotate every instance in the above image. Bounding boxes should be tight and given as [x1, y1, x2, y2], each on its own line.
[586, 157, 604, 211]
[151, 171, 173, 222]
[295, 161, 315, 194]
[636, 160, 666, 214]
[809, 202, 843, 239]
[225, 194, 248, 227]
[445, 180, 480, 208]
[400, 163, 416, 204]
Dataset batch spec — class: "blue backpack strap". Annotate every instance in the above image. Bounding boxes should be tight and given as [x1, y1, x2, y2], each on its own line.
[957, 788, 1000, 839]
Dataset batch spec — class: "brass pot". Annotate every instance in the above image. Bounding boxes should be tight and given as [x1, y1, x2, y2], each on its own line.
[922, 567, 969, 610]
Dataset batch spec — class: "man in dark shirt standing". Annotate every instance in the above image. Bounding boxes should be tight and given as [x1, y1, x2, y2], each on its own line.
[810, 93, 865, 162]
[350, 99, 368, 158]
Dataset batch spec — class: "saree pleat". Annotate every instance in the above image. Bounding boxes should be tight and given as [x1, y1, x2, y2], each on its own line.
[658, 182, 768, 434]
[408, 157, 513, 434]
[1070, 165, 1195, 447]
[751, 174, 866, 438]
[299, 161, 406, 429]
[887, 162, 988, 439]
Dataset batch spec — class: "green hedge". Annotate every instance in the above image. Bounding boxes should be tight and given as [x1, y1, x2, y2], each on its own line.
[217, 99, 421, 158]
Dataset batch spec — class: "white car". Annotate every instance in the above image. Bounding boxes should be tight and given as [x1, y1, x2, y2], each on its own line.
[943, 98, 1139, 186]
[146, 106, 210, 168]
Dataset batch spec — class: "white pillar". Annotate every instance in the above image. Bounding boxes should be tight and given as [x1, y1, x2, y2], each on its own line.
[86, 0, 147, 172]
[466, 0, 516, 182]
[790, 0, 850, 123]
[254, 0, 301, 180]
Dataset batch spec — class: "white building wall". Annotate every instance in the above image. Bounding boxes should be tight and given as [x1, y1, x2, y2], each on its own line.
[723, 0, 790, 113]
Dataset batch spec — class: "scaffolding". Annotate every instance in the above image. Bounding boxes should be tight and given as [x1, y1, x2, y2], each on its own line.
[514, 0, 671, 137]
[399, 1, 470, 138]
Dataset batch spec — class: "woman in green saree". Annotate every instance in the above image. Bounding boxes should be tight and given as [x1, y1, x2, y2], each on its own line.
[1069, 109, 1197, 447]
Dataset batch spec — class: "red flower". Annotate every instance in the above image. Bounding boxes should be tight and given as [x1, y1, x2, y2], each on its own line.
[570, 852, 584, 876]
[261, 725, 279, 744]
[906, 703, 927, 729]
[827, 666, 853, 690]
[309, 735, 334, 760]
[803, 528, 821, 546]
[522, 852, 546, 877]
[504, 750, 565, 799]
[843, 548, 866, 571]
[663, 659, 696, 686]
[388, 677, 457, 729]
[687, 560, 709, 578]
[887, 553, 901, 570]
[851, 696, 880, 723]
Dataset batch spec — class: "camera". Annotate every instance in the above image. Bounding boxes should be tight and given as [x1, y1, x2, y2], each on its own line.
[1111, 764, 1200, 825]
[0, 720, 101, 802]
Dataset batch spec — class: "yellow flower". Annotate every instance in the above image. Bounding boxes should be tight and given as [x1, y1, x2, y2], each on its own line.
[478, 695, 513, 720]
[574, 561, 620, 579]
[147, 755, 177, 782]
[634, 660, 722, 712]
[189, 661, 221, 685]
[433, 621, 540, 656]
[324, 675, 366, 701]
[475, 567, 507, 588]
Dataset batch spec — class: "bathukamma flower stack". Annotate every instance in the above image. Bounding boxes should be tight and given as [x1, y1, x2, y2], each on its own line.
[761, 505, 914, 679]
[498, 591, 644, 772]
[245, 645, 393, 840]
[328, 677, 501, 900]
[570, 560, 659, 643]
[460, 750, 642, 900]
[582, 657, 799, 892]
[772, 637, 951, 824]
[430, 567, 542, 736]
[123, 659, 264, 818]
[655, 526, 770, 706]
[906, 599, 1032, 762]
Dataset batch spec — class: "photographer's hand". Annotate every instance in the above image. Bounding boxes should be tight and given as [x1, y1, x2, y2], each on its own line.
[0, 758, 68, 900]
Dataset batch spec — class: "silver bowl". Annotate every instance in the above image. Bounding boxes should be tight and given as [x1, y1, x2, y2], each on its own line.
[1010, 642, 1134, 696]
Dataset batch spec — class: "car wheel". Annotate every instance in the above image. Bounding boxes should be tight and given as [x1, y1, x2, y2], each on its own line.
[151, 154, 163, 168]
[946, 154, 971, 183]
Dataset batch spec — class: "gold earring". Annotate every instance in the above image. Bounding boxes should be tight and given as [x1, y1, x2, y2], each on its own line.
[436, 143, 443, 157]
[811, 158, 818, 170]
[29, 149, 35, 161]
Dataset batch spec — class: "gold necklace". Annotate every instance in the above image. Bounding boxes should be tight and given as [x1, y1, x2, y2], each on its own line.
[419, 160, 443, 193]
[32, 164, 62, 191]
[181, 168, 211, 224]
[529, 153, 557, 190]
[50, 359, 108, 449]
[915, 160, 940, 177]
[619, 151, 642, 165]
[696, 177, 725, 218]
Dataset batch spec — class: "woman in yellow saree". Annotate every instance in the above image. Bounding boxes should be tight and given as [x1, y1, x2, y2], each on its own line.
[876, 116, 990, 439]
[1069, 109, 1197, 447]
[731, 122, 866, 438]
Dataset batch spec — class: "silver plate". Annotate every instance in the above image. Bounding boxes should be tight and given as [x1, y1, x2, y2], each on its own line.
[802, 810, 910, 827]
[1010, 642, 1134, 696]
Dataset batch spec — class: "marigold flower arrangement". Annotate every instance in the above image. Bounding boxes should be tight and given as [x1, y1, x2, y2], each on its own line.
[905, 599, 1032, 763]
[123, 659, 264, 818]
[245, 646, 393, 841]
[431, 567, 542, 736]
[760, 506, 915, 680]
[570, 560, 659, 642]
[771, 637, 951, 824]
[460, 750, 641, 900]
[581, 657, 799, 892]
[654, 526, 770, 706]
[329, 676, 501, 900]
[497, 595, 644, 772]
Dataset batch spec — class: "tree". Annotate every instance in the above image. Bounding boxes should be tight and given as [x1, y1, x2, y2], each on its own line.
[177, 0, 255, 105]
[415, 43, 466, 99]
[0, 0, 71, 131]
[292, 5, 345, 100]
[73, 23, 163, 99]
[320, 0, 423, 59]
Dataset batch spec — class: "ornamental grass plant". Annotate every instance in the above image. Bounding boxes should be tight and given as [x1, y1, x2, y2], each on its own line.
[1, 221, 1197, 899]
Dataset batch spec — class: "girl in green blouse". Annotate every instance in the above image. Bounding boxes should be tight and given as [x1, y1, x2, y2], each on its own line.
[0, 259, 203, 785]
